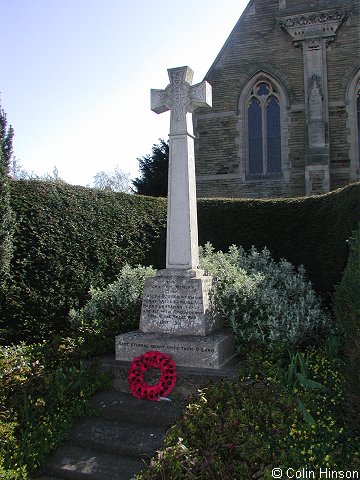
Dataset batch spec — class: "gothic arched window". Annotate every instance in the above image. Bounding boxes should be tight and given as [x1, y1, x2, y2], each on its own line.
[346, 70, 360, 179]
[357, 87, 360, 166]
[246, 80, 282, 175]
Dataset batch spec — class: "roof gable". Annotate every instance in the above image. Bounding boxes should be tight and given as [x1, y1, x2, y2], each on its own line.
[204, 0, 356, 81]
[204, 0, 254, 80]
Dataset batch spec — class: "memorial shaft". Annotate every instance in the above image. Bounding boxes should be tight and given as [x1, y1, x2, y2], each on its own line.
[151, 66, 212, 270]
[115, 66, 234, 369]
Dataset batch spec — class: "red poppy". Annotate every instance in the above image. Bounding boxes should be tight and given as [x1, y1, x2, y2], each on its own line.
[128, 351, 177, 401]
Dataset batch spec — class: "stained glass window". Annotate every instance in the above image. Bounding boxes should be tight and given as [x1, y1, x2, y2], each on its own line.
[357, 90, 360, 166]
[247, 80, 282, 175]
[248, 98, 263, 174]
[257, 82, 270, 96]
[267, 96, 281, 173]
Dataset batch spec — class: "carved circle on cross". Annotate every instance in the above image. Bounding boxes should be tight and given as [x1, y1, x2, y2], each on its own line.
[165, 82, 191, 123]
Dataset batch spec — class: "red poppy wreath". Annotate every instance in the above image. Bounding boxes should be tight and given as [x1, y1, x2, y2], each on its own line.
[128, 351, 177, 401]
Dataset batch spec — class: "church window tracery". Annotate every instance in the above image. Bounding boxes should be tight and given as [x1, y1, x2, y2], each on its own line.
[247, 80, 282, 175]
[357, 87, 360, 166]
[346, 70, 360, 179]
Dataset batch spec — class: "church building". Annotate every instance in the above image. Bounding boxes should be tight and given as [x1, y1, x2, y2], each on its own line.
[194, 0, 360, 198]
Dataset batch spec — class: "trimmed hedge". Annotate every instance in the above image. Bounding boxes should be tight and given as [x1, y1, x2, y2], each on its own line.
[333, 225, 360, 433]
[198, 182, 360, 297]
[1, 180, 360, 344]
[0, 180, 166, 344]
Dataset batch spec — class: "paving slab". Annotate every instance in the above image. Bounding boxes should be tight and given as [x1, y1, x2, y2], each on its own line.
[70, 416, 166, 458]
[34, 477, 64, 480]
[33, 390, 183, 480]
[90, 390, 182, 427]
[44, 445, 145, 480]
[33, 362, 241, 480]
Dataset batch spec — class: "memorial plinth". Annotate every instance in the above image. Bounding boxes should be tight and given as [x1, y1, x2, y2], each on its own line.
[140, 269, 223, 336]
[115, 330, 234, 369]
[115, 67, 234, 369]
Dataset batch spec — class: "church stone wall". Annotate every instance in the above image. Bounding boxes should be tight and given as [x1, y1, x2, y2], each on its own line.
[327, 3, 360, 190]
[194, 0, 359, 198]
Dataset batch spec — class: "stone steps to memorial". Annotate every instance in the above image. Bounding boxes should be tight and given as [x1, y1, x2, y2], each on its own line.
[40, 445, 146, 480]
[89, 390, 181, 427]
[69, 417, 166, 458]
[33, 359, 240, 480]
[33, 389, 183, 480]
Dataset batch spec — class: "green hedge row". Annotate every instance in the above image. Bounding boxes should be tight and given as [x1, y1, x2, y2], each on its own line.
[1, 179, 359, 344]
[198, 182, 360, 297]
[334, 224, 360, 433]
[0, 180, 166, 344]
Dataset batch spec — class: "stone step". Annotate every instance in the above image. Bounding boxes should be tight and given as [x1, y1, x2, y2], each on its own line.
[34, 476, 64, 480]
[90, 389, 182, 427]
[43, 445, 145, 480]
[33, 390, 183, 480]
[70, 416, 166, 458]
[33, 356, 241, 480]
[98, 356, 240, 400]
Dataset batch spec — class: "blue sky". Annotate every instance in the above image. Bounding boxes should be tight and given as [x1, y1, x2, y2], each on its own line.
[1, 0, 248, 186]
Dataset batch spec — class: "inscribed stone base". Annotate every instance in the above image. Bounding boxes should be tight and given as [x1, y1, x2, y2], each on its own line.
[140, 269, 221, 336]
[115, 329, 235, 369]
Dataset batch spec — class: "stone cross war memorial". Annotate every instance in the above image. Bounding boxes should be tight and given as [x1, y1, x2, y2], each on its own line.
[116, 66, 234, 369]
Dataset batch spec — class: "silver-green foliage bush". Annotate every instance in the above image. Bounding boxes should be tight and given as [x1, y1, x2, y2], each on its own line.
[199, 243, 332, 347]
[70, 264, 156, 352]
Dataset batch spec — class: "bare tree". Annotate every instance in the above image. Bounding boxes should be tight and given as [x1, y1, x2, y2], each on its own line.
[93, 166, 132, 193]
[10, 158, 64, 182]
[10, 156, 32, 179]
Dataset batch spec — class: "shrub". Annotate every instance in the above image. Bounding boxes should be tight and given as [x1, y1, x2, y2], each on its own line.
[0, 153, 14, 297]
[70, 264, 156, 355]
[137, 380, 295, 479]
[0, 159, 14, 293]
[198, 182, 360, 296]
[200, 243, 332, 348]
[0, 340, 110, 477]
[333, 225, 360, 433]
[136, 346, 360, 479]
[0, 416, 27, 479]
[4, 180, 360, 345]
[0, 104, 14, 287]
